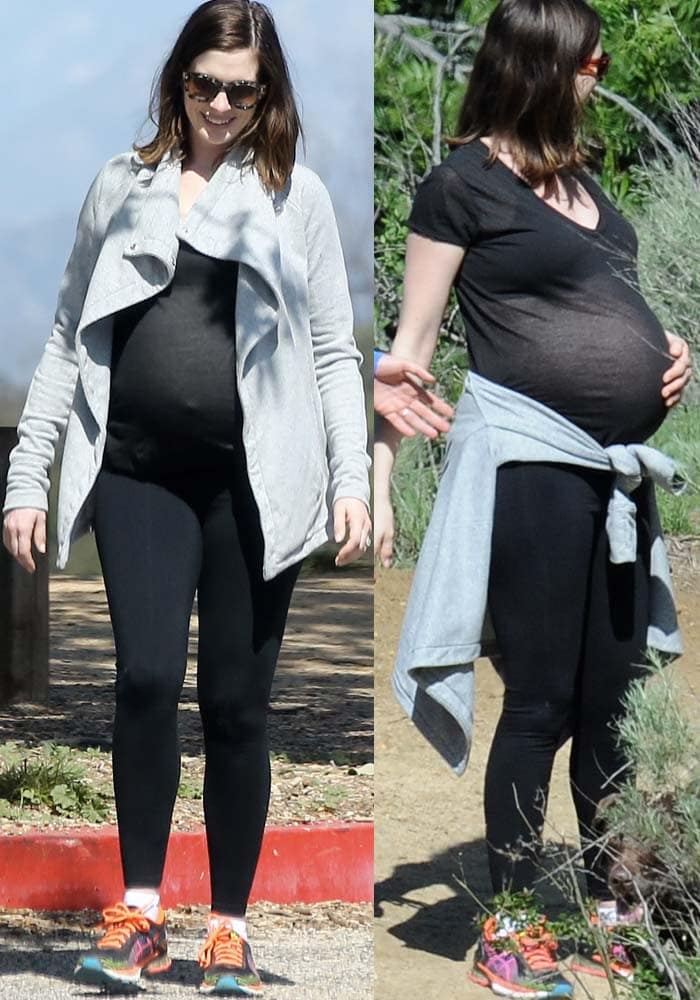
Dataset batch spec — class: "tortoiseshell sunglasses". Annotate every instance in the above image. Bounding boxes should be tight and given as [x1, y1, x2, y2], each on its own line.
[579, 51, 612, 81]
[182, 71, 267, 110]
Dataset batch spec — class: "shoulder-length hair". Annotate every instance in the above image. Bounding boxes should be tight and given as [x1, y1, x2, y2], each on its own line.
[448, 0, 601, 187]
[134, 0, 302, 192]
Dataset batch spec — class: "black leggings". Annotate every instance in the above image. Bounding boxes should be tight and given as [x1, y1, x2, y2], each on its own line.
[93, 456, 301, 915]
[484, 462, 650, 898]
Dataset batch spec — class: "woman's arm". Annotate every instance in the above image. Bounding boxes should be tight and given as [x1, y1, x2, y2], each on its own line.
[301, 170, 371, 564]
[2, 163, 109, 517]
[3, 162, 112, 574]
[374, 233, 465, 566]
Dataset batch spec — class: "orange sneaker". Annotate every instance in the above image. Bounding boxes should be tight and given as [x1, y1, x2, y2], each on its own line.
[198, 922, 263, 996]
[74, 901, 171, 987]
[570, 912, 636, 982]
[469, 914, 573, 997]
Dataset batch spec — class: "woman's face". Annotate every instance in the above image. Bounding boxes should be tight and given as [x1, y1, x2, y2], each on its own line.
[575, 39, 604, 103]
[182, 47, 262, 157]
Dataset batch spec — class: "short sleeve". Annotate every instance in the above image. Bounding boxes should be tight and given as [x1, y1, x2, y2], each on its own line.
[408, 163, 480, 248]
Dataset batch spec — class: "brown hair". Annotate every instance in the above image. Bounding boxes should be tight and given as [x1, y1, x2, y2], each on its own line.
[134, 0, 302, 192]
[448, 0, 602, 187]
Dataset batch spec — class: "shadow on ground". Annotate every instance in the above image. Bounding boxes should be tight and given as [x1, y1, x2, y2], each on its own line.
[0, 938, 293, 992]
[376, 836, 590, 963]
[0, 574, 372, 766]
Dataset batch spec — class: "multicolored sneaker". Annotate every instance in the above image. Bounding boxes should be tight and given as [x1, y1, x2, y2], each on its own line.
[570, 908, 638, 982]
[73, 901, 171, 987]
[468, 914, 573, 997]
[197, 924, 263, 996]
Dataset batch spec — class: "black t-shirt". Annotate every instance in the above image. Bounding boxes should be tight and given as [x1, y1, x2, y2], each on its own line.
[408, 138, 669, 445]
[103, 239, 242, 479]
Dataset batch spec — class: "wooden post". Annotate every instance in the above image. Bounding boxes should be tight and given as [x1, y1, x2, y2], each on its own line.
[0, 427, 49, 705]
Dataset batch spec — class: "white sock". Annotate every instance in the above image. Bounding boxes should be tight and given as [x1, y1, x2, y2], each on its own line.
[123, 888, 161, 922]
[597, 900, 619, 926]
[209, 912, 248, 941]
[495, 912, 527, 936]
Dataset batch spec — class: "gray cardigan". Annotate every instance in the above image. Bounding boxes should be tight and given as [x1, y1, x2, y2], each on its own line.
[2, 146, 370, 579]
[392, 372, 684, 776]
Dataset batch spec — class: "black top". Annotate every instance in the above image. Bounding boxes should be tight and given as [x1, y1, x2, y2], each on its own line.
[103, 239, 242, 479]
[407, 139, 669, 446]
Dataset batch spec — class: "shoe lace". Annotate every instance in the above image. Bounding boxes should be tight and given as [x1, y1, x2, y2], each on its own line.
[197, 925, 245, 969]
[517, 924, 559, 972]
[96, 902, 152, 949]
[610, 940, 633, 964]
[591, 912, 635, 968]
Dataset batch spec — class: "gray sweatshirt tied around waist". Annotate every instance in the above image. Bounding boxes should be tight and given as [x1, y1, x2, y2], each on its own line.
[392, 372, 685, 776]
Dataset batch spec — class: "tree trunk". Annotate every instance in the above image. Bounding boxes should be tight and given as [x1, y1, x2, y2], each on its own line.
[0, 427, 49, 705]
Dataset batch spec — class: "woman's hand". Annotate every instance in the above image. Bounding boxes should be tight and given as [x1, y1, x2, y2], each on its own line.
[2, 508, 47, 574]
[333, 497, 372, 567]
[663, 331, 692, 408]
[375, 354, 454, 439]
[373, 495, 395, 569]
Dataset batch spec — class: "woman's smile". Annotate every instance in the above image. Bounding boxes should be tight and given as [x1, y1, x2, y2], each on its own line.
[202, 112, 236, 127]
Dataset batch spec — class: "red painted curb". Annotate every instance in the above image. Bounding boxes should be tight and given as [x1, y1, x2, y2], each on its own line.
[0, 822, 373, 910]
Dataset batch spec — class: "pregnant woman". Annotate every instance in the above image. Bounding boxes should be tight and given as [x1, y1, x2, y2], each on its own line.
[2, 1, 370, 994]
[374, 0, 691, 995]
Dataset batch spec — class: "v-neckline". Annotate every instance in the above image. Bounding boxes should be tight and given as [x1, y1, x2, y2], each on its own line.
[477, 138, 604, 236]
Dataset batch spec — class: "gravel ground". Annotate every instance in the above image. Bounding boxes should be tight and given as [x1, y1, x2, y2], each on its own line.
[0, 903, 372, 1000]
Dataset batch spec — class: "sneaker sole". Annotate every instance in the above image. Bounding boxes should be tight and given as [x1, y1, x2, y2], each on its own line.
[468, 965, 573, 998]
[74, 953, 172, 988]
[199, 973, 264, 996]
[570, 957, 634, 982]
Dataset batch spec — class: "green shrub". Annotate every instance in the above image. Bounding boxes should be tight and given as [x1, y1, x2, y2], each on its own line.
[0, 744, 110, 822]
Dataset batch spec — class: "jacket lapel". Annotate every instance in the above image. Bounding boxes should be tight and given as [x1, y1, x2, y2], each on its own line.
[121, 147, 181, 268]
[184, 149, 292, 369]
[79, 145, 288, 375]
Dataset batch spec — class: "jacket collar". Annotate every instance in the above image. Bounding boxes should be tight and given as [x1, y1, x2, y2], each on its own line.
[122, 144, 284, 313]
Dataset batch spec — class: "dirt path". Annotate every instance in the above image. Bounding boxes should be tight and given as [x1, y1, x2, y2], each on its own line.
[375, 559, 700, 1000]
[0, 573, 372, 829]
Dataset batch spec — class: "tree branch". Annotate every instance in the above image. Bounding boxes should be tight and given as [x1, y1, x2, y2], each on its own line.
[383, 14, 481, 38]
[432, 56, 445, 165]
[375, 14, 683, 162]
[595, 86, 682, 162]
[375, 13, 473, 78]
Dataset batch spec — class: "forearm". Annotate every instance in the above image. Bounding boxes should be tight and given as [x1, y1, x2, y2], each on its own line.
[373, 415, 402, 503]
[314, 338, 371, 508]
[387, 325, 440, 373]
[3, 342, 79, 513]
[3, 163, 107, 514]
[304, 172, 371, 508]
[385, 233, 463, 371]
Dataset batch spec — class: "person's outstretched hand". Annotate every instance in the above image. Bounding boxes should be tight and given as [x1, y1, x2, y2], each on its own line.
[663, 331, 692, 408]
[375, 354, 453, 439]
[2, 508, 47, 574]
[333, 498, 372, 567]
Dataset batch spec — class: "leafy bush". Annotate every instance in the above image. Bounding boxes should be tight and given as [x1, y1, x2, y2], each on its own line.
[377, 6, 700, 560]
[0, 744, 110, 822]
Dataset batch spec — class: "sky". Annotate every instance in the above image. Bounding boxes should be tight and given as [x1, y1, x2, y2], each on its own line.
[0, 0, 373, 388]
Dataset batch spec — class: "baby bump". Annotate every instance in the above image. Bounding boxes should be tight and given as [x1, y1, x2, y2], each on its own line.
[485, 311, 670, 446]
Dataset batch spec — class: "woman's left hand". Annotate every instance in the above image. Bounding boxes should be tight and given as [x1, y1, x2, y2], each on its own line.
[333, 497, 372, 567]
[663, 331, 692, 408]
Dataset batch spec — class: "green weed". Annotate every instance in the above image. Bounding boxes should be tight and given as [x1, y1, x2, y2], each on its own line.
[176, 778, 203, 801]
[0, 744, 109, 822]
